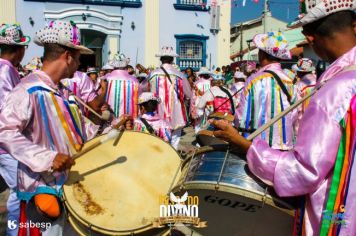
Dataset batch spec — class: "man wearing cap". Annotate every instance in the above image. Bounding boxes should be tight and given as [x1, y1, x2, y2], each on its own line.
[0, 23, 30, 236]
[101, 62, 114, 76]
[197, 74, 237, 127]
[105, 53, 140, 120]
[143, 46, 192, 149]
[294, 58, 317, 133]
[0, 20, 128, 235]
[235, 31, 297, 151]
[191, 67, 213, 133]
[212, 2, 356, 235]
[61, 68, 108, 119]
[231, 71, 246, 104]
[134, 92, 172, 142]
[86, 67, 100, 91]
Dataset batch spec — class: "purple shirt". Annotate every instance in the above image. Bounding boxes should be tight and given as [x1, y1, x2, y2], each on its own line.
[247, 46, 356, 235]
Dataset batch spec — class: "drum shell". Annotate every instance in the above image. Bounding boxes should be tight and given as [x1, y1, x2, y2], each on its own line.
[172, 147, 297, 236]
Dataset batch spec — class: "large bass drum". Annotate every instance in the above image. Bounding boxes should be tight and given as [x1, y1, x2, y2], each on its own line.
[172, 146, 296, 236]
[63, 131, 182, 235]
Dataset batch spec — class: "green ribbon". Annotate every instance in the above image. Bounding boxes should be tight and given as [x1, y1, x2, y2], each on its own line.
[269, 79, 275, 147]
[319, 119, 346, 235]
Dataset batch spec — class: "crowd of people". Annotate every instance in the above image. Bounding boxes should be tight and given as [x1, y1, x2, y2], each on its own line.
[0, 0, 355, 235]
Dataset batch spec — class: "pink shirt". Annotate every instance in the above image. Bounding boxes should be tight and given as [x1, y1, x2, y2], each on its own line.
[0, 70, 98, 200]
[133, 113, 172, 142]
[105, 69, 141, 119]
[0, 58, 20, 112]
[143, 64, 192, 129]
[61, 71, 97, 103]
[247, 47, 356, 235]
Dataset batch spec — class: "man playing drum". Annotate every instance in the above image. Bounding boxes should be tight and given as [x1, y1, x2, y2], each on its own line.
[235, 31, 297, 151]
[0, 20, 129, 235]
[212, 2, 356, 235]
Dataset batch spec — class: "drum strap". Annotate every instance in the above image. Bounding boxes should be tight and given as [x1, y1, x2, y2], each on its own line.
[218, 86, 235, 115]
[264, 70, 292, 104]
[140, 117, 155, 135]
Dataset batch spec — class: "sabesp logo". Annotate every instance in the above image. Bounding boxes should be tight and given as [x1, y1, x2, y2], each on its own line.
[7, 219, 17, 230]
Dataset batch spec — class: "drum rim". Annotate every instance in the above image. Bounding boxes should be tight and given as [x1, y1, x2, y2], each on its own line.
[63, 130, 182, 234]
[172, 181, 295, 216]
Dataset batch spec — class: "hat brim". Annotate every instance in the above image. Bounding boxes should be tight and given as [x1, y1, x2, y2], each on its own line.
[86, 70, 98, 74]
[287, 5, 356, 29]
[197, 72, 214, 76]
[0, 36, 31, 46]
[253, 34, 292, 60]
[296, 67, 315, 72]
[34, 37, 93, 54]
[155, 53, 179, 58]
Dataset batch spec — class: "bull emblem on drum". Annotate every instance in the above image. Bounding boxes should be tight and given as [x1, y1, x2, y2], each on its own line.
[170, 192, 188, 210]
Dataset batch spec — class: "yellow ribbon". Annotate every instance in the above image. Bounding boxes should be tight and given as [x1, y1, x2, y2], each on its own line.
[50, 92, 81, 152]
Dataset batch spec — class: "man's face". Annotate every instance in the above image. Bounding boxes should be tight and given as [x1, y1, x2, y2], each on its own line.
[89, 73, 98, 81]
[13, 46, 26, 67]
[302, 27, 329, 62]
[67, 50, 81, 78]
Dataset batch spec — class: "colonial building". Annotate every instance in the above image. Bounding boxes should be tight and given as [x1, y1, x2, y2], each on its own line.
[6, 0, 231, 70]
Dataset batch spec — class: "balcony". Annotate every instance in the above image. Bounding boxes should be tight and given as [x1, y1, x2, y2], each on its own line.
[24, 0, 142, 8]
[178, 59, 203, 71]
[174, 0, 210, 11]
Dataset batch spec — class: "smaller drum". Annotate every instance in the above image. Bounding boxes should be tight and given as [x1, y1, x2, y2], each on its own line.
[197, 112, 235, 147]
[172, 146, 296, 236]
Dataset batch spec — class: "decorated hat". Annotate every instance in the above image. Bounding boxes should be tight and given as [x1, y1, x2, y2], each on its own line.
[155, 46, 179, 58]
[138, 92, 161, 105]
[212, 73, 225, 81]
[24, 57, 42, 71]
[110, 53, 130, 68]
[0, 23, 30, 46]
[295, 58, 315, 72]
[102, 62, 114, 71]
[197, 67, 214, 76]
[34, 20, 92, 54]
[86, 67, 98, 74]
[253, 31, 291, 60]
[288, 0, 355, 28]
[234, 71, 247, 79]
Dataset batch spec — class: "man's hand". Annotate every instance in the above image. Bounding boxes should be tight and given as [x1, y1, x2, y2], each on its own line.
[210, 120, 252, 154]
[100, 79, 108, 92]
[112, 114, 133, 130]
[51, 154, 75, 172]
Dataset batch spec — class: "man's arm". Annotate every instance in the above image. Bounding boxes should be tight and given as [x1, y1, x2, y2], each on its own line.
[0, 86, 59, 172]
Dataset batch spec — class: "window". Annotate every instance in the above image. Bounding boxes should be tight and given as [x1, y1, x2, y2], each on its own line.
[175, 34, 209, 71]
[24, 0, 142, 7]
[174, 0, 209, 11]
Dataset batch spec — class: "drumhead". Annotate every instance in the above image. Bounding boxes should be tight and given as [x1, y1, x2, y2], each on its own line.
[63, 131, 182, 235]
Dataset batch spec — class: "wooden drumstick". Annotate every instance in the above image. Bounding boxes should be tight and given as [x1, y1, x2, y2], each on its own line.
[73, 95, 110, 121]
[72, 129, 121, 160]
[246, 83, 322, 141]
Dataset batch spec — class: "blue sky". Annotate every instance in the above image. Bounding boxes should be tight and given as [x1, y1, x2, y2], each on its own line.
[230, 0, 300, 25]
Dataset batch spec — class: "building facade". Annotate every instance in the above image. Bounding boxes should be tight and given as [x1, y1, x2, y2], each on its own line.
[10, 0, 231, 70]
[230, 12, 287, 61]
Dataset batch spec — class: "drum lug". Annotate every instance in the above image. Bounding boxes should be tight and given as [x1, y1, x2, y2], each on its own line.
[214, 184, 220, 191]
[261, 188, 268, 207]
